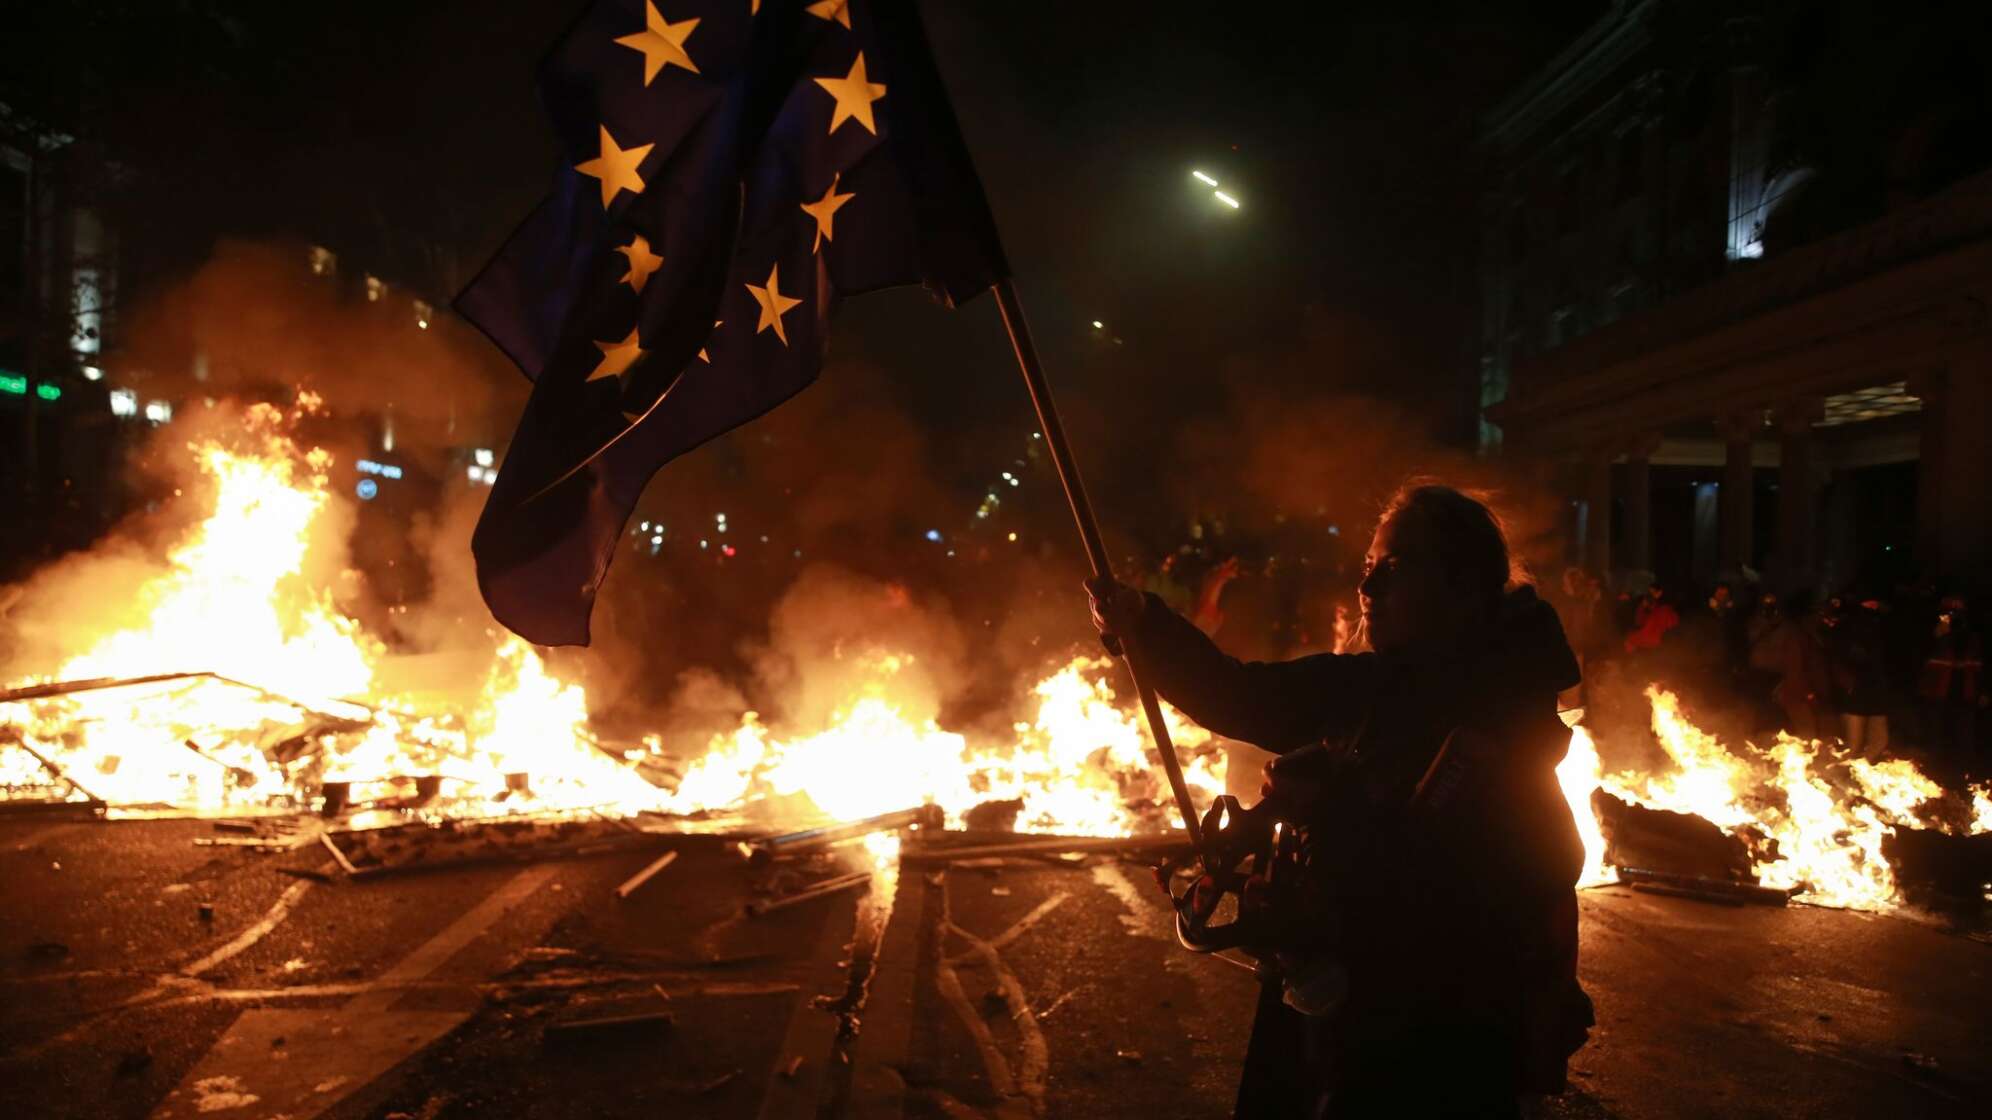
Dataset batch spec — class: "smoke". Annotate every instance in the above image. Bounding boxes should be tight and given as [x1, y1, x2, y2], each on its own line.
[0, 398, 362, 677]
[115, 238, 523, 448]
[3, 232, 1575, 771]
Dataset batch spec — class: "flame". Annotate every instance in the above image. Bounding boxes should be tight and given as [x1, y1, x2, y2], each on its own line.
[2, 401, 1223, 837]
[10, 398, 1979, 916]
[660, 653, 1221, 835]
[1555, 686, 1979, 910]
[1553, 724, 1612, 888]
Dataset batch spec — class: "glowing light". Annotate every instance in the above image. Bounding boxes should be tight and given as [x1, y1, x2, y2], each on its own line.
[1091, 320, 1103, 329]
[0, 373, 24, 395]
[81, 365, 104, 382]
[143, 400, 173, 424]
[1213, 191, 1240, 209]
[356, 478, 379, 501]
[355, 459, 403, 480]
[473, 448, 495, 467]
[924, 529, 942, 542]
[1190, 170, 1218, 186]
[1007, 532, 1018, 542]
[109, 388, 138, 417]
[35, 383, 60, 401]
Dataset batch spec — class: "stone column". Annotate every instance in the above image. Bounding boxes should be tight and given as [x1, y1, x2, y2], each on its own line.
[1581, 450, 1614, 577]
[1773, 397, 1825, 591]
[1620, 431, 1663, 575]
[1908, 371, 1945, 583]
[1927, 353, 1992, 593]
[1716, 411, 1762, 574]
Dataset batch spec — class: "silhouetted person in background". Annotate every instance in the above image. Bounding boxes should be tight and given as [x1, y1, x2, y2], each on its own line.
[1762, 591, 1835, 739]
[1920, 596, 1984, 758]
[1825, 595, 1891, 756]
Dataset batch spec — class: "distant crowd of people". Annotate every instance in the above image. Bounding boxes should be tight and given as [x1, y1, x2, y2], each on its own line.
[1551, 567, 1985, 763]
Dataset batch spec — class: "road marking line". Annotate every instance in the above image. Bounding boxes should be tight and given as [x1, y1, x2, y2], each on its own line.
[1089, 863, 1166, 941]
[935, 885, 1016, 1099]
[947, 920, 1048, 1116]
[948, 890, 1068, 963]
[152, 864, 557, 1120]
[182, 878, 315, 976]
[347, 862, 558, 1014]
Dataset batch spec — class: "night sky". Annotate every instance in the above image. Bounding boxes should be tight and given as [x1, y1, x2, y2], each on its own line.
[4, 0, 1614, 604]
[10, 1, 1599, 421]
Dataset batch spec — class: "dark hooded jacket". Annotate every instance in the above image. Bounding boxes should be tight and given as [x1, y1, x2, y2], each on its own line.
[1127, 585, 1589, 1117]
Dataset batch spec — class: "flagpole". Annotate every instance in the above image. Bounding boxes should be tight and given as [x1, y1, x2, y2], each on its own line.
[992, 280, 1205, 851]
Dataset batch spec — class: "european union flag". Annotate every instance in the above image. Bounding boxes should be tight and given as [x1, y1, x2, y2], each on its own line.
[458, 0, 1008, 645]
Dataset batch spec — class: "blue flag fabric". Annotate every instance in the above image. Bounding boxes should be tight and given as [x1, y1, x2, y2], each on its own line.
[458, 0, 1007, 645]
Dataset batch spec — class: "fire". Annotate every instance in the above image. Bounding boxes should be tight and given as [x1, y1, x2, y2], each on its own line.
[10, 396, 1976, 913]
[1, 398, 1223, 836]
[660, 653, 1220, 835]
[1555, 686, 1986, 910]
[1553, 724, 1612, 889]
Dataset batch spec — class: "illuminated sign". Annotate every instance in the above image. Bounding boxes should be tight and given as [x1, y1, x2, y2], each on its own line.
[0, 373, 24, 395]
[36, 383, 60, 401]
[356, 458, 403, 479]
[356, 478, 379, 501]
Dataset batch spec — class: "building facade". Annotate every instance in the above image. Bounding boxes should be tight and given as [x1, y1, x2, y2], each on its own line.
[1478, 0, 1992, 598]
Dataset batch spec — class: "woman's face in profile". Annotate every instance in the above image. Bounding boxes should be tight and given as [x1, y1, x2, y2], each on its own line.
[1358, 516, 1455, 654]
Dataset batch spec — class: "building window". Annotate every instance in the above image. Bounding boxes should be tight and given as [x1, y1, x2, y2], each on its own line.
[1614, 127, 1644, 202]
[1546, 305, 1577, 349]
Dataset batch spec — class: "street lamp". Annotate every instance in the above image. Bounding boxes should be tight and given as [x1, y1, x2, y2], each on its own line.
[1190, 169, 1240, 210]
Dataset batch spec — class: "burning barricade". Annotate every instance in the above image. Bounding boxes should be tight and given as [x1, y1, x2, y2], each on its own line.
[1, 395, 1986, 915]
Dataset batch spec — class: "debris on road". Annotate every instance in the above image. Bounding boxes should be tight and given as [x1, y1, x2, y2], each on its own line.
[613, 849, 680, 900]
[542, 1010, 675, 1046]
[1617, 866, 1792, 906]
[902, 832, 1193, 865]
[741, 804, 943, 866]
[745, 870, 873, 917]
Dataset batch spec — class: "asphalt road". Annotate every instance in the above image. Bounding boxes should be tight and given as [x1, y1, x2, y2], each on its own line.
[2, 816, 1987, 1119]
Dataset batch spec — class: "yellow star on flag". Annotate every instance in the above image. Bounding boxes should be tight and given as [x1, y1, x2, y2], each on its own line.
[745, 265, 803, 345]
[799, 174, 854, 253]
[576, 126, 653, 208]
[698, 319, 721, 363]
[615, 2, 700, 84]
[616, 235, 663, 293]
[806, 0, 851, 28]
[587, 326, 646, 385]
[812, 54, 886, 135]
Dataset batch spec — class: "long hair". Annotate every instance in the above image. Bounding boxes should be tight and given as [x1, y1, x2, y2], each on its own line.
[1347, 480, 1528, 652]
